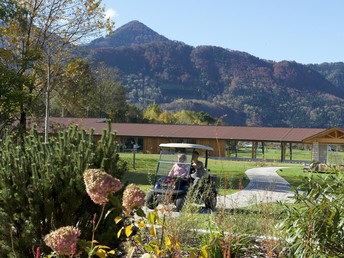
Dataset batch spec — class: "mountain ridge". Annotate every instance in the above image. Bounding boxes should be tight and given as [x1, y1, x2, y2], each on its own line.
[84, 21, 344, 128]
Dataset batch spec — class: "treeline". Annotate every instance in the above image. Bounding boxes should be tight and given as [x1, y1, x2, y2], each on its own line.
[48, 61, 218, 125]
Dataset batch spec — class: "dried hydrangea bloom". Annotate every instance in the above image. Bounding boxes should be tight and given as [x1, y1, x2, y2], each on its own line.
[122, 184, 146, 213]
[44, 226, 80, 255]
[83, 169, 123, 205]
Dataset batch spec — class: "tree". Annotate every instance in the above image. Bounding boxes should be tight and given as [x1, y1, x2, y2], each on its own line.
[143, 103, 216, 125]
[90, 65, 128, 121]
[143, 103, 162, 122]
[0, 0, 114, 140]
[125, 104, 144, 123]
[54, 58, 96, 117]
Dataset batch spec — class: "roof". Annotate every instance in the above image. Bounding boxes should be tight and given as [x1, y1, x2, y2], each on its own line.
[160, 143, 214, 151]
[303, 127, 344, 143]
[43, 117, 327, 143]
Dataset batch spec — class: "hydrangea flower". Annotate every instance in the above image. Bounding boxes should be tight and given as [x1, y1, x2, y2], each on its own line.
[122, 184, 146, 213]
[83, 169, 122, 205]
[44, 226, 80, 255]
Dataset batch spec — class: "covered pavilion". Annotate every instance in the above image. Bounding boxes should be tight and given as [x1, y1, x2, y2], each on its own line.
[36, 117, 344, 163]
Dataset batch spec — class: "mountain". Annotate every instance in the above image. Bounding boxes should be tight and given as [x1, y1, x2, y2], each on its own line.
[85, 21, 344, 128]
[308, 62, 344, 89]
[88, 20, 169, 49]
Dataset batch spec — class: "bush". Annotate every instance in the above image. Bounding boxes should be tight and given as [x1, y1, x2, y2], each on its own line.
[0, 124, 127, 257]
[278, 172, 344, 257]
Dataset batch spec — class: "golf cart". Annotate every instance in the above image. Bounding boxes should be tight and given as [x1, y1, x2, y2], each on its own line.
[146, 143, 217, 212]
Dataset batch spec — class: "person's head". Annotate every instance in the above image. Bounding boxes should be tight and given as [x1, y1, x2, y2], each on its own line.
[192, 151, 199, 160]
[178, 153, 186, 162]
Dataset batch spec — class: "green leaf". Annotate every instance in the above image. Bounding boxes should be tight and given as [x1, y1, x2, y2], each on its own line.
[136, 208, 146, 217]
[149, 225, 156, 237]
[144, 244, 154, 252]
[147, 212, 158, 224]
[200, 245, 209, 258]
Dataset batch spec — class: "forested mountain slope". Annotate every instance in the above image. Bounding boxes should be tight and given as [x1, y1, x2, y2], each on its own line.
[85, 21, 344, 128]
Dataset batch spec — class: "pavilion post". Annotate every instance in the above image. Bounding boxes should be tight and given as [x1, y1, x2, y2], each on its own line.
[280, 142, 286, 162]
[289, 143, 293, 160]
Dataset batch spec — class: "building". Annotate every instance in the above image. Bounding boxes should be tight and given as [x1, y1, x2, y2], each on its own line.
[37, 117, 344, 163]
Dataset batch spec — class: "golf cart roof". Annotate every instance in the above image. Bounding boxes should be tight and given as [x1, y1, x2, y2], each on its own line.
[159, 143, 214, 151]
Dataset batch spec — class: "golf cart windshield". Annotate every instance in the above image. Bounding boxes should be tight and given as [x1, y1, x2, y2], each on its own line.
[156, 143, 213, 178]
[157, 148, 193, 177]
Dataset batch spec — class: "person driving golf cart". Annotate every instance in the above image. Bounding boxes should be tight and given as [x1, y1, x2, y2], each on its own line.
[190, 150, 207, 184]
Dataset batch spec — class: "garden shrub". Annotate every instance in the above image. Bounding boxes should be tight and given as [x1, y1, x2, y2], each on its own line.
[278, 172, 344, 257]
[0, 124, 127, 257]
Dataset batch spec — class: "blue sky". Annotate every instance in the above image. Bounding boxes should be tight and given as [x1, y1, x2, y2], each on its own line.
[102, 0, 344, 64]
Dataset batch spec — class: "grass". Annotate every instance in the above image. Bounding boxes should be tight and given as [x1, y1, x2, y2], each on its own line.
[276, 166, 338, 191]
[276, 166, 306, 191]
[120, 153, 305, 194]
[180, 202, 290, 235]
[232, 147, 312, 161]
[121, 153, 158, 191]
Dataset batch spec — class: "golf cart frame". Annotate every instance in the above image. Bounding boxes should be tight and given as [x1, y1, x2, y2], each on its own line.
[146, 143, 217, 212]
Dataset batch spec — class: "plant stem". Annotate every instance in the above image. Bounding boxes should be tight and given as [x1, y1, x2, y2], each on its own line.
[95, 205, 106, 232]
[89, 204, 106, 257]
[160, 213, 166, 248]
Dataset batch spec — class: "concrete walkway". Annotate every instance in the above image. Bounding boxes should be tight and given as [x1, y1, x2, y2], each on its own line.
[217, 167, 294, 209]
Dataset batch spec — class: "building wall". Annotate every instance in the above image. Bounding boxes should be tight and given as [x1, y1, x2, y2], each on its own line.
[196, 139, 226, 157]
[141, 137, 226, 157]
[143, 137, 171, 154]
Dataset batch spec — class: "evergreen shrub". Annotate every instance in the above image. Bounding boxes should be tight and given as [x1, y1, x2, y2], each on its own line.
[0, 124, 127, 257]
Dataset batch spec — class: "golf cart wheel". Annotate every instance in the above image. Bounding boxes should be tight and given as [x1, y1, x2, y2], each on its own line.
[205, 192, 217, 211]
[175, 196, 185, 212]
[146, 191, 158, 209]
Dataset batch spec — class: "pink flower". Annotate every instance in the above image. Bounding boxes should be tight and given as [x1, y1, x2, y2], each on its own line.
[83, 169, 123, 205]
[35, 247, 40, 258]
[44, 226, 80, 255]
[122, 184, 146, 213]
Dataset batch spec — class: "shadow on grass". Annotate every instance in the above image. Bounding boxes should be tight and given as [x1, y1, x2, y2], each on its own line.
[214, 174, 250, 192]
[122, 170, 154, 187]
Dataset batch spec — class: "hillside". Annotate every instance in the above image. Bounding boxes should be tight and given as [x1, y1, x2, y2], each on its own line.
[85, 21, 344, 128]
[309, 62, 344, 89]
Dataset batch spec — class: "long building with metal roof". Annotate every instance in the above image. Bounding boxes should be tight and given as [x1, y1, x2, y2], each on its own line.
[33, 117, 344, 162]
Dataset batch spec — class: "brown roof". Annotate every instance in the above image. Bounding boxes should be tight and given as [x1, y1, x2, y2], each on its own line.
[45, 117, 326, 143]
[302, 127, 344, 143]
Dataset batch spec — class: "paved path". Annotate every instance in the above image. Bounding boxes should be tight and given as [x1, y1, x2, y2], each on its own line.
[217, 167, 294, 209]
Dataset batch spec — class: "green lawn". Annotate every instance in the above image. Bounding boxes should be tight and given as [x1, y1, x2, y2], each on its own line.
[120, 153, 305, 194]
[233, 147, 312, 161]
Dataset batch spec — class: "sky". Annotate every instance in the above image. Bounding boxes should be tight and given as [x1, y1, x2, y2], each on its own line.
[102, 0, 344, 64]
